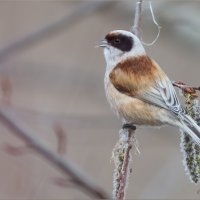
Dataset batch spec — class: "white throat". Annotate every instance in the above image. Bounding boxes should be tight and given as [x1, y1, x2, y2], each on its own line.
[104, 44, 146, 76]
[102, 30, 146, 75]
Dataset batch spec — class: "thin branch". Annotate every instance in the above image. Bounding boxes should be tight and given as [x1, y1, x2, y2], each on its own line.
[113, 1, 144, 199]
[112, 125, 137, 200]
[116, 129, 135, 200]
[0, 106, 109, 199]
[3, 143, 32, 156]
[179, 89, 200, 183]
[52, 177, 76, 188]
[131, 0, 143, 38]
[172, 81, 200, 95]
[0, 76, 12, 105]
[141, 2, 161, 46]
[0, 1, 113, 63]
[53, 122, 67, 155]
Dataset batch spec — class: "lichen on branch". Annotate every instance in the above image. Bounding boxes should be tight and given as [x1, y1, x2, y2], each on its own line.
[112, 127, 137, 200]
[180, 91, 200, 183]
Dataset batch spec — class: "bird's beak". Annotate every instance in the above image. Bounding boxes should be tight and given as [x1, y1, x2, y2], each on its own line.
[95, 39, 108, 48]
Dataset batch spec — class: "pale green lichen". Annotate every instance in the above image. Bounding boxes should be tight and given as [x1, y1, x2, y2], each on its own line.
[181, 92, 200, 183]
[112, 128, 136, 199]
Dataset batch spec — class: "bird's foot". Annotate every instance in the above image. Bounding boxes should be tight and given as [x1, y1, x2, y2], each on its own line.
[122, 123, 136, 130]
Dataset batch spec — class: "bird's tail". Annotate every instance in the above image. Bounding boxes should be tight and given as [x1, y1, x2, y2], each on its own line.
[179, 114, 200, 146]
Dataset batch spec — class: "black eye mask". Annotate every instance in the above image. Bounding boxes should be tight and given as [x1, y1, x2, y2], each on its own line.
[105, 34, 133, 52]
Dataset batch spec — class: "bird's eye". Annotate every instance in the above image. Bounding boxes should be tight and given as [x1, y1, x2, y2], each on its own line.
[114, 38, 121, 44]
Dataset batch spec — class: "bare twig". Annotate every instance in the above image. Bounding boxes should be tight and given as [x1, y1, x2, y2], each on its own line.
[0, 106, 109, 199]
[172, 81, 200, 95]
[0, 1, 113, 63]
[3, 143, 32, 156]
[52, 177, 76, 188]
[131, 0, 143, 38]
[53, 122, 67, 155]
[1, 76, 12, 105]
[141, 2, 161, 46]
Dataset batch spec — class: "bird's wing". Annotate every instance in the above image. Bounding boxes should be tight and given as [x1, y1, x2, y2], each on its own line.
[141, 75, 184, 115]
[109, 57, 184, 116]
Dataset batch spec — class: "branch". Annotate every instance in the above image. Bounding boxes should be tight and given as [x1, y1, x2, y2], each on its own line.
[172, 81, 200, 95]
[112, 127, 136, 200]
[0, 106, 109, 199]
[131, 0, 143, 38]
[179, 89, 200, 183]
[112, 1, 144, 199]
[173, 81, 200, 183]
[0, 76, 12, 105]
[0, 1, 113, 63]
[53, 122, 67, 155]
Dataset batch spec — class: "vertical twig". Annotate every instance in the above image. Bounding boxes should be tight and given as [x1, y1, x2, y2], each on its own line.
[131, 0, 143, 38]
[1, 76, 12, 105]
[180, 92, 200, 183]
[53, 122, 67, 155]
[112, 1, 144, 199]
[173, 81, 200, 183]
[113, 128, 136, 200]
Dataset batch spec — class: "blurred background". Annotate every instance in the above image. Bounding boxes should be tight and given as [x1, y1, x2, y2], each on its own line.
[0, 0, 199, 199]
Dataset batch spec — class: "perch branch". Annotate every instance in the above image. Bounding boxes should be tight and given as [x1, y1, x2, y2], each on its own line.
[116, 127, 136, 200]
[113, 1, 144, 200]
[0, 106, 109, 199]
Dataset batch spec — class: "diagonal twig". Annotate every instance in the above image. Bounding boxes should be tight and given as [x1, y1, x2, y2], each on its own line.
[0, 1, 113, 63]
[0, 106, 109, 199]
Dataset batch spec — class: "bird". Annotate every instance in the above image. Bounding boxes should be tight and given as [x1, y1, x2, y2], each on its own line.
[99, 29, 200, 146]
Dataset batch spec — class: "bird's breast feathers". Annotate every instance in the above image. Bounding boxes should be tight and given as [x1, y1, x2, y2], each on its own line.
[104, 55, 177, 126]
[109, 55, 164, 96]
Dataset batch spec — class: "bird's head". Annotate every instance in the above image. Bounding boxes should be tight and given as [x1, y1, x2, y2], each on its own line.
[99, 30, 146, 67]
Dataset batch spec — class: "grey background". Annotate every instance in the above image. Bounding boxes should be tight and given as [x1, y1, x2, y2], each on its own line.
[0, 1, 199, 199]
